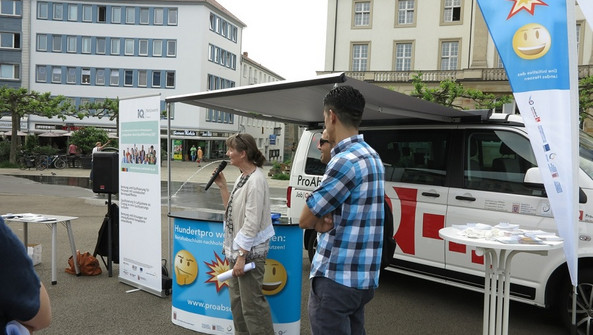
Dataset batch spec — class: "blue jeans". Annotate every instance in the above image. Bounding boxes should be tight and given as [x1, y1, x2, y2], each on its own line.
[308, 276, 375, 335]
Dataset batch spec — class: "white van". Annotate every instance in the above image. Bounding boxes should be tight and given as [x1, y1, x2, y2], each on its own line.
[286, 112, 593, 331]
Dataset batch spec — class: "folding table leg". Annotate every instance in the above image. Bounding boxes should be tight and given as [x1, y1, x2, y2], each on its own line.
[64, 221, 80, 276]
[51, 223, 57, 285]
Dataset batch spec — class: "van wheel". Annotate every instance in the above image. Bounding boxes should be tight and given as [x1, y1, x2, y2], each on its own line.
[558, 268, 593, 334]
[307, 233, 317, 263]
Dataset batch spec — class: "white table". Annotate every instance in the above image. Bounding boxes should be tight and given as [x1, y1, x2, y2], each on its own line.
[4, 214, 81, 285]
[439, 227, 563, 335]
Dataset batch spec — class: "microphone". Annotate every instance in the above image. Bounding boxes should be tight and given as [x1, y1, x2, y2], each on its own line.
[204, 161, 227, 191]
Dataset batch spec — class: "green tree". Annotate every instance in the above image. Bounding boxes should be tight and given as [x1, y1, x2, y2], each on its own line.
[579, 75, 593, 123]
[69, 127, 110, 155]
[410, 73, 512, 110]
[0, 87, 73, 164]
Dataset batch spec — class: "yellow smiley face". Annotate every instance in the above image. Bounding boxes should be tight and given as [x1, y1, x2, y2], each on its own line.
[512, 23, 551, 60]
[262, 259, 287, 295]
[174, 250, 198, 285]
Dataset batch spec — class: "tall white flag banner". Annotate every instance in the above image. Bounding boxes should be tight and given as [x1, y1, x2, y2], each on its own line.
[476, 0, 580, 285]
[118, 94, 164, 296]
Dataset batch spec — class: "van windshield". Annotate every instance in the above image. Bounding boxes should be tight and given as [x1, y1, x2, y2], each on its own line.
[580, 131, 593, 180]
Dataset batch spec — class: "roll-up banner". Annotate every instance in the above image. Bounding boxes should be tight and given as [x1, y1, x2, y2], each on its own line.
[118, 94, 165, 296]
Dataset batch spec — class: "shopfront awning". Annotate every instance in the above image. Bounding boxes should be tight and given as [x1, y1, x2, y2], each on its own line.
[165, 73, 490, 127]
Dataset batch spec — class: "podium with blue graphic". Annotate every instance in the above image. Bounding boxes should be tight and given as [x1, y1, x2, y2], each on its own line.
[169, 211, 302, 334]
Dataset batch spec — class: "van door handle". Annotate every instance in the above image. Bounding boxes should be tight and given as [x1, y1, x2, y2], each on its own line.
[456, 195, 476, 201]
[421, 192, 440, 198]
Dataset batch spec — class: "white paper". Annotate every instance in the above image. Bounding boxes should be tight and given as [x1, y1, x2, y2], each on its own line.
[217, 262, 255, 282]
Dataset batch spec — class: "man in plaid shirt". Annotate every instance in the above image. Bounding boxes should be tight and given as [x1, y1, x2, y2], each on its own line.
[300, 85, 385, 335]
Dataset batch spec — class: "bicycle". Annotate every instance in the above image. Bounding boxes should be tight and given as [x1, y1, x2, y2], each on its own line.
[18, 153, 38, 170]
[36, 154, 67, 170]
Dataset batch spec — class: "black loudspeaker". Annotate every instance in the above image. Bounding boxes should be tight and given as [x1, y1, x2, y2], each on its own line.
[92, 152, 118, 194]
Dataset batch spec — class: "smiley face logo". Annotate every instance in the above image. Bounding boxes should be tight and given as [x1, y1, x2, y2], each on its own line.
[512, 23, 551, 60]
[174, 250, 198, 285]
[262, 259, 287, 295]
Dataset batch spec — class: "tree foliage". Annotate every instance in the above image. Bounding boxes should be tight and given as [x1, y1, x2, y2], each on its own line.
[410, 73, 512, 110]
[0, 87, 72, 163]
[579, 76, 593, 123]
[69, 127, 110, 155]
[0, 86, 121, 163]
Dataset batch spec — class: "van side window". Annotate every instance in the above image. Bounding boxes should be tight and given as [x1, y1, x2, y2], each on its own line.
[304, 132, 326, 176]
[465, 130, 539, 196]
[363, 129, 449, 186]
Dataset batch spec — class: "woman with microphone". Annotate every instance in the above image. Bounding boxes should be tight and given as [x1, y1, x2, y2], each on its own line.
[212, 133, 275, 335]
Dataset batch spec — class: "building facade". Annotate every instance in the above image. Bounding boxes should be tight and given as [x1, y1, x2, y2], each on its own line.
[238, 51, 286, 162]
[321, 0, 593, 115]
[1, 0, 289, 161]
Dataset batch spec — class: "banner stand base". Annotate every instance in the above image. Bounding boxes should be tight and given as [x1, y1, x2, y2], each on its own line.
[119, 277, 166, 298]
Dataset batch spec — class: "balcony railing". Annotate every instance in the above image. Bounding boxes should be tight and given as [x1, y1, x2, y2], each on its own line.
[320, 65, 593, 83]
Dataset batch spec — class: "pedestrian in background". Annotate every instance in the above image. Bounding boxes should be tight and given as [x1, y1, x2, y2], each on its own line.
[300, 85, 385, 335]
[212, 133, 275, 335]
[197, 146, 203, 167]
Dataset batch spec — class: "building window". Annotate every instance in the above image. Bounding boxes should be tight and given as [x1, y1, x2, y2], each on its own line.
[98, 6, 106, 22]
[124, 69, 133, 86]
[209, 13, 238, 43]
[139, 39, 148, 56]
[351, 44, 368, 71]
[110, 69, 119, 86]
[139, 7, 149, 24]
[152, 40, 162, 56]
[440, 40, 459, 70]
[138, 70, 147, 87]
[124, 38, 134, 55]
[82, 4, 92, 22]
[397, 0, 414, 25]
[111, 7, 121, 23]
[96, 69, 105, 85]
[52, 35, 62, 52]
[81, 68, 90, 84]
[51, 66, 61, 83]
[96, 37, 106, 54]
[443, 0, 461, 23]
[37, 34, 47, 51]
[66, 35, 76, 53]
[495, 54, 504, 68]
[168, 8, 178, 25]
[36, 65, 47, 82]
[110, 38, 120, 55]
[125, 7, 135, 24]
[53, 3, 63, 20]
[395, 42, 412, 71]
[0, 64, 19, 80]
[353, 1, 371, 27]
[152, 71, 161, 87]
[166, 71, 175, 88]
[167, 40, 176, 57]
[67, 4, 77, 21]
[66, 67, 76, 83]
[81, 36, 91, 53]
[154, 8, 163, 25]
[37, 2, 48, 19]
[1, 0, 22, 16]
[0, 32, 20, 49]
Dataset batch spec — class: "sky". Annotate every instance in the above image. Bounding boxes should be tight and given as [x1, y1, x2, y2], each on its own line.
[215, 0, 328, 81]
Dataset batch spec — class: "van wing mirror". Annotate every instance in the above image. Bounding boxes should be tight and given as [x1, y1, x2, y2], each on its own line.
[524, 167, 543, 185]
[524, 167, 587, 204]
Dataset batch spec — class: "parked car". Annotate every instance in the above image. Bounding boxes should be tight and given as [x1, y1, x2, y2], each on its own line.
[286, 112, 593, 332]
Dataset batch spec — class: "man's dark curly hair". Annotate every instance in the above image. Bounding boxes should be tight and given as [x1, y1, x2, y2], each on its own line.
[323, 85, 365, 129]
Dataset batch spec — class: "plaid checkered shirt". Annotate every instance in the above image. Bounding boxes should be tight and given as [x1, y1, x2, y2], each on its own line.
[306, 134, 385, 289]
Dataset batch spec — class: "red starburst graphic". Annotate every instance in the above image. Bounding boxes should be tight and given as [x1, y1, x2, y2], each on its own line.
[204, 251, 230, 292]
[507, 0, 548, 20]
